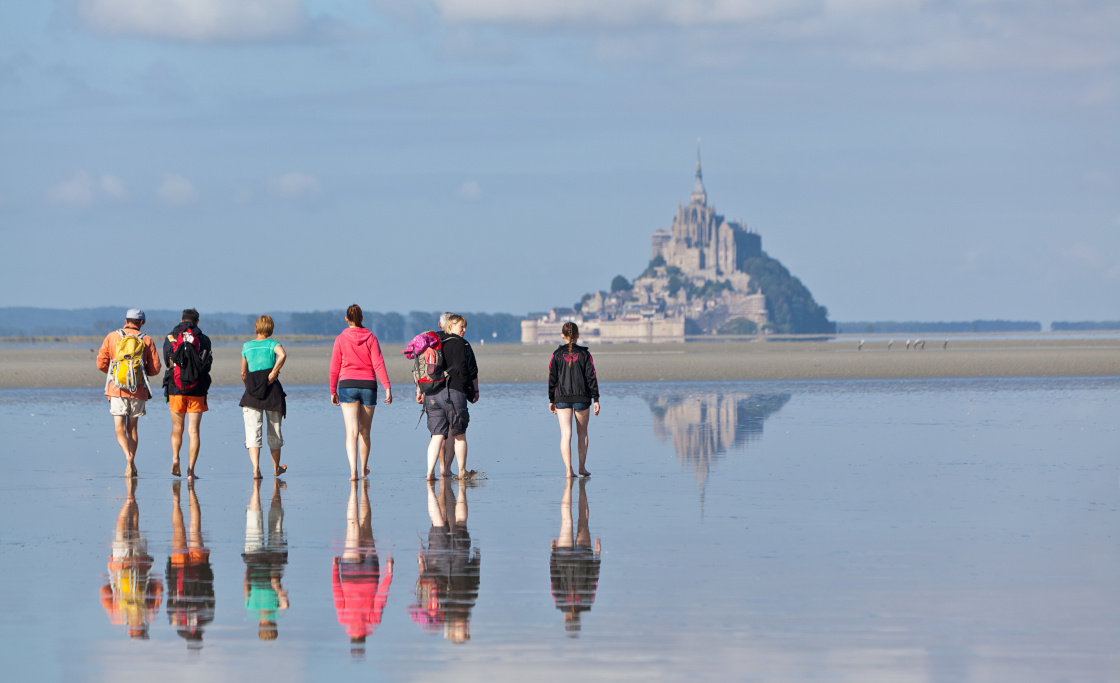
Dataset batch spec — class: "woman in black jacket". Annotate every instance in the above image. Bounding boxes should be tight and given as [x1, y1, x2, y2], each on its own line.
[547, 322, 600, 478]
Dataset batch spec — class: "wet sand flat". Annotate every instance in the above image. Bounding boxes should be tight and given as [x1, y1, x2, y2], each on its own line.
[3, 337, 1118, 389]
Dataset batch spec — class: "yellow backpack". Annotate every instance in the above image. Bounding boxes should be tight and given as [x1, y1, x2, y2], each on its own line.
[107, 330, 149, 394]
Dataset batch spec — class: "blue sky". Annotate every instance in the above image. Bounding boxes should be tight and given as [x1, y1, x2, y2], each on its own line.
[2, 1, 1118, 324]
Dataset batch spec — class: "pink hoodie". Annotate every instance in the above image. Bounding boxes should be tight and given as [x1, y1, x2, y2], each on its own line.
[329, 326, 391, 395]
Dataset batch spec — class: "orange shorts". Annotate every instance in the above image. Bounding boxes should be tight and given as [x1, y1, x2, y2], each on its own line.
[169, 395, 208, 414]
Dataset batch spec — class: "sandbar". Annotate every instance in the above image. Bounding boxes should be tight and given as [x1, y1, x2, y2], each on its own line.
[2, 336, 1118, 389]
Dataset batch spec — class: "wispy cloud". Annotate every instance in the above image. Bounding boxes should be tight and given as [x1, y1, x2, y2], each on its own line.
[269, 172, 323, 198]
[157, 173, 198, 206]
[77, 0, 307, 43]
[427, 0, 1120, 70]
[47, 171, 129, 205]
[100, 174, 128, 200]
[47, 171, 95, 206]
[457, 180, 482, 201]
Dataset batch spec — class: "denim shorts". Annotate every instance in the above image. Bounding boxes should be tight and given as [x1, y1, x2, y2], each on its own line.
[338, 387, 377, 407]
[554, 401, 591, 412]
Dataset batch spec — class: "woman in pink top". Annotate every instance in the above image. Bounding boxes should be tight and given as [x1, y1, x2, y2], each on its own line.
[330, 305, 393, 480]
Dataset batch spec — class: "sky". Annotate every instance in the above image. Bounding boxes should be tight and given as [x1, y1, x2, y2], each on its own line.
[1, 0, 1118, 324]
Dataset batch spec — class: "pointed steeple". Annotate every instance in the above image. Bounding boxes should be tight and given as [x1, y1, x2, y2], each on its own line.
[690, 141, 707, 205]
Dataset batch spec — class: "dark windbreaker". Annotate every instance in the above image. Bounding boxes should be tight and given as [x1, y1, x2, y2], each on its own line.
[547, 344, 599, 404]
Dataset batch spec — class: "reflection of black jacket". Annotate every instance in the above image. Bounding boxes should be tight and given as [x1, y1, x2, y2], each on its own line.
[550, 546, 600, 614]
[439, 333, 477, 401]
[162, 322, 213, 397]
[548, 344, 599, 404]
[239, 370, 287, 417]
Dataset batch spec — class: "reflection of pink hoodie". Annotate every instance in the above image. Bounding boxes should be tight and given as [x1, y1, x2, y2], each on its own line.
[329, 327, 391, 396]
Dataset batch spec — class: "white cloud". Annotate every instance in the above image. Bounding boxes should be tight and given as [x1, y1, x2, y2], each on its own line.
[457, 180, 482, 201]
[1063, 241, 1101, 267]
[157, 174, 199, 206]
[428, 0, 1120, 70]
[100, 174, 128, 200]
[47, 171, 95, 206]
[269, 172, 323, 198]
[77, 0, 306, 43]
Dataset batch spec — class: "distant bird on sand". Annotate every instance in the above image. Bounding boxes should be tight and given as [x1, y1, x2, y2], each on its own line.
[888, 340, 894, 350]
[858, 340, 864, 351]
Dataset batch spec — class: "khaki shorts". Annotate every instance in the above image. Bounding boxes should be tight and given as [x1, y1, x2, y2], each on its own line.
[109, 397, 147, 418]
[169, 395, 208, 414]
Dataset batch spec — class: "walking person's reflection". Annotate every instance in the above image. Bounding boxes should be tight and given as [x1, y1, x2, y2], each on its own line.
[100, 477, 162, 639]
[243, 478, 289, 640]
[550, 478, 601, 636]
[333, 480, 393, 656]
[166, 481, 214, 648]
[409, 479, 481, 643]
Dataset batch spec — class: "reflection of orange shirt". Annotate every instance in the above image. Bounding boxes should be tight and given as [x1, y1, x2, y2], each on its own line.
[169, 548, 210, 566]
[96, 325, 162, 400]
[100, 555, 163, 629]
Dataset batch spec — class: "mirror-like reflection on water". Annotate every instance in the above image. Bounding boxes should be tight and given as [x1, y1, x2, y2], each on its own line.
[2, 379, 1119, 680]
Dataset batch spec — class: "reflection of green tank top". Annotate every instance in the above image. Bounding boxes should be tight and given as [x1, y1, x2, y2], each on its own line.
[246, 582, 280, 613]
[242, 339, 279, 373]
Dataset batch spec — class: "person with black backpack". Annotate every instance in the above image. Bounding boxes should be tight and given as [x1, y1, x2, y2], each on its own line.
[162, 308, 213, 481]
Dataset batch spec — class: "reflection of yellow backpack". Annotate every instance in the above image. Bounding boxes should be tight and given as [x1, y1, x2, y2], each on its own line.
[107, 330, 149, 394]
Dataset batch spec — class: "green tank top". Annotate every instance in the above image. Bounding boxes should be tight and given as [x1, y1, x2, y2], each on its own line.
[242, 339, 280, 373]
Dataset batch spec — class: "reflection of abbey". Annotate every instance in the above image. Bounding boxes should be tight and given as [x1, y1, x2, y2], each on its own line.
[522, 156, 775, 344]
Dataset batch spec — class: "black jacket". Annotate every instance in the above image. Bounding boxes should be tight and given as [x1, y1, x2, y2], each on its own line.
[162, 322, 213, 397]
[548, 344, 599, 404]
[239, 369, 287, 417]
[439, 332, 478, 400]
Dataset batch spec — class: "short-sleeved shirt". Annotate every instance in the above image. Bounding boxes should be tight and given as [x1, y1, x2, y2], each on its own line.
[242, 339, 280, 373]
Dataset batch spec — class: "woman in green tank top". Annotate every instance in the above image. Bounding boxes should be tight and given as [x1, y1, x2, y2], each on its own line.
[240, 315, 287, 478]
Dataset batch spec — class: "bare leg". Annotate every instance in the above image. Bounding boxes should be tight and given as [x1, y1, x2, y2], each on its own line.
[357, 406, 374, 478]
[270, 449, 284, 476]
[186, 412, 202, 480]
[341, 402, 361, 480]
[452, 480, 468, 529]
[441, 438, 454, 477]
[342, 481, 361, 562]
[171, 481, 185, 552]
[427, 478, 447, 526]
[115, 415, 138, 477]
[556, 408, 574, 478]
[249, 447, 262, 479]
[170, 412, 185, 476]
[574, 408, 591, 477]
[453, 434, 470, 479]
[556, 478, 574, 549]
[426, 435, 446, 480]
[187, 481, 202, 548]
[576, 477, 591, 547]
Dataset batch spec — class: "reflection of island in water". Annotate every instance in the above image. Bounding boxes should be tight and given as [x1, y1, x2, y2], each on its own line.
[647, 392, 791, 506]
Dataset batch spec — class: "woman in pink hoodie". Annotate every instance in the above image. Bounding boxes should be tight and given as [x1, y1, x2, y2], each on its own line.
[330, 305, 393, 480]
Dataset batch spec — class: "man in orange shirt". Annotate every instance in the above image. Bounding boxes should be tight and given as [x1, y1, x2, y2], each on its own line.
[96, 308, 161, 478]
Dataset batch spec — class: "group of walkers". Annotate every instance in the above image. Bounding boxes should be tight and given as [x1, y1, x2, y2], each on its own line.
[97, 306, 601, 480]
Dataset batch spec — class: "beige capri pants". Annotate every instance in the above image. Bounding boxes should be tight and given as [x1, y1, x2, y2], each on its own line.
[243, 407, 284, 450]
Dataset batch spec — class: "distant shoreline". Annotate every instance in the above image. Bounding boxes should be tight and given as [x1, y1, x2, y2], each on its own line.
[2, 336, 1118, 389]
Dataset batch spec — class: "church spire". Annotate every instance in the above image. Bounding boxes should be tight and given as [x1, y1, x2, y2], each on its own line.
[690, 140, 707, 205]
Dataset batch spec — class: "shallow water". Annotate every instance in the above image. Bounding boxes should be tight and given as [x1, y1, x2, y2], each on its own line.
[0, 379, 1117, 681]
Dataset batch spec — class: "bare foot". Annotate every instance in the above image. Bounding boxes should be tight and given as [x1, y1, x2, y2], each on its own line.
[171, 461, 181, 477]
[349, 473, 358, 482]
[566, 470, 575, 479]
[253, 470, 263, 480]
[440, 470, 453, 478]
[579, 469, 591, 477]
[187, 469, 197, 481]
[426, 473, 436, 481]
[458, 469, 478, 481]
[363, 466, 370, 478]
[127, 463, 138, 478]
[275, 464, 287, 476]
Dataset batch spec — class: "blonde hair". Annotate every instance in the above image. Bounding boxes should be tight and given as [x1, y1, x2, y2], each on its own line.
[254, 315, 274, 338]
[446, 314, 467, 331]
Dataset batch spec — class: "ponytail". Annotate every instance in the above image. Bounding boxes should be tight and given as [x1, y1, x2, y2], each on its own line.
[562, 321, 579, 353]
[346, 304, 365, 328]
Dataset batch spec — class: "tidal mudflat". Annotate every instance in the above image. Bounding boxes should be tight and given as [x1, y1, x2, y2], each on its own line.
[0, 378, 1117, 681]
